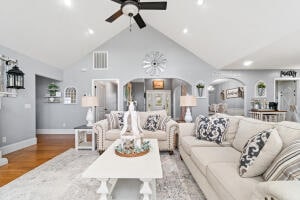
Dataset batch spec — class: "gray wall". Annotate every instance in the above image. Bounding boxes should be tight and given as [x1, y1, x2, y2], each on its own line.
[0, 45, 62, 147]
[36, 75, 62, 129]
[41, 25, 213, 129]
[132, 82, 145, 112]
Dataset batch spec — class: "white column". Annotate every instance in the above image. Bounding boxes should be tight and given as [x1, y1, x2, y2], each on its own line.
[140, 178, 153, 200]
[97, 179, 109, 200]
[0, 150, 8, 166]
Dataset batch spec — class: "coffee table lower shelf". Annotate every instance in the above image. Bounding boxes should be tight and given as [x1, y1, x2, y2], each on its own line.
[97, 178, 156, 200]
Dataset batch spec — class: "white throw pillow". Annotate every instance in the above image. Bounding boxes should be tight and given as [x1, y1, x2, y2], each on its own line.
[233, 118, 275, 152]
[239, 128, 283, 178]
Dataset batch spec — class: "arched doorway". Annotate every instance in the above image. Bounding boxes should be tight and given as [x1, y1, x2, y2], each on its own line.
[208, 78, 246, 116]
[123, 78, 192, 119]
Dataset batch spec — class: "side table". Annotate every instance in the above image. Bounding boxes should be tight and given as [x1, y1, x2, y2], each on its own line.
[74, 125, 96, 151]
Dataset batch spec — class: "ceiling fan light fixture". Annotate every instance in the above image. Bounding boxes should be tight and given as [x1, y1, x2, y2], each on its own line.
[122, 3, 139, 16]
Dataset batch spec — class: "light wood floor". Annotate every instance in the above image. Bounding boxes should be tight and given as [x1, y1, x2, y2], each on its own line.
[0, 134, 74, 187]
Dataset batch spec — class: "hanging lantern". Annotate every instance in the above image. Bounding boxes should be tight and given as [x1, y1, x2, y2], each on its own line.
[6, 65, 25, 89]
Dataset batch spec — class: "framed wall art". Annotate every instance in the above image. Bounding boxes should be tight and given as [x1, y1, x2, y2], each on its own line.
[153, 80, 164, 89]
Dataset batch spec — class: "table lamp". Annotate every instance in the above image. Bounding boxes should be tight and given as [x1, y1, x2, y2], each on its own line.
[81, 96, 99, 126]
[180, 95, 197, 123]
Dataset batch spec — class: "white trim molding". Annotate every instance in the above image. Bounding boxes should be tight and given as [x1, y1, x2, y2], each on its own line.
[36, 129, 74, 135]
[0, 151, 8, 166]
[0, 137, 37, 155]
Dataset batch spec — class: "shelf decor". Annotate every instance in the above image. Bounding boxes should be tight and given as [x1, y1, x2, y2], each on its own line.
[6, 64, 25, 89]
[255, 81, 267, 97]
[48, 83, 59, 96]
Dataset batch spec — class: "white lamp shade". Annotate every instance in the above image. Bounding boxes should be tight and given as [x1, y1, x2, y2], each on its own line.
[81, 96, 99, 107]
[180, 96, 197, 107]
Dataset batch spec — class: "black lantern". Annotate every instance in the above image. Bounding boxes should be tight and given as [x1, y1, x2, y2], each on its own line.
[6, 65, 25, 89]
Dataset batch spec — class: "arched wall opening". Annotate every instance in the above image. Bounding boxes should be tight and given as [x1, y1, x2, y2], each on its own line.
[208, 78, 247, 116]
[123, 78, 192, 120]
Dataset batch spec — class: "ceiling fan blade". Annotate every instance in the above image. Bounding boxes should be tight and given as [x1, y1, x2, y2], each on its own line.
[105, 9, 123, 23]
[133, 13, 146, 29]
[139, 2, 167, 10]
[111, 0, 125, 4]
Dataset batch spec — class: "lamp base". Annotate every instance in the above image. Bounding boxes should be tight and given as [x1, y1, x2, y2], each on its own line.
[86, 107, 94, 127]
[184, 107, 193, 123]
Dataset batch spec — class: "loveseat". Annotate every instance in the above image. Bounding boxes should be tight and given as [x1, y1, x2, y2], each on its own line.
[179, 113, 300, 200]
[94, 110, 178, 154]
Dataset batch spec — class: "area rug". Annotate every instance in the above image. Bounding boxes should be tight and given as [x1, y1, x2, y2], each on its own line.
[0, 149, 206, 200]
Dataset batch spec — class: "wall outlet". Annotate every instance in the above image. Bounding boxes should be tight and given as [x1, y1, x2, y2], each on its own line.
[62, 123, 66, 128]
[2, 137, 6, 143]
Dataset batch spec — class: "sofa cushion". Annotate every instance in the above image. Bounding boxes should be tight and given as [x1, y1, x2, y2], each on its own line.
[275, 121, 300, 148]
[196, 115, 229, 144]
[207, 162, 264, 200]
[181, 136, 219, 155]
[232, 118, 274, 152]
[264, 140, 300, 181]
[240, 128, 282, 177]
[138, 110, 167, 128]
[215, 113, 243, 143]
[142, 130, 168, 141]
[105, 129, 121, 141]
[190, 147, 241, 176]
[106, 113, 119, 130]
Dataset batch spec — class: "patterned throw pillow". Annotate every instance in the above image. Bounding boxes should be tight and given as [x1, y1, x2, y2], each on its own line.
[159, 116, 171, 131]
[264, 140, 300, 181]
[143, 114, 161, 131]
[116, 112, 124, 129]
[240, 129, 282, 178]
[196, 115, 229, 144]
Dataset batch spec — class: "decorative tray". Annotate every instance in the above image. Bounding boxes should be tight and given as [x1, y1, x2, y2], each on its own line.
[115, 140, 150, 158]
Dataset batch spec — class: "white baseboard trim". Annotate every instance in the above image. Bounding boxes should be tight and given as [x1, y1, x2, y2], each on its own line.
[36, 129, 74, 135]
[0, 157, 8, 166]
[0, 137, 37, 155]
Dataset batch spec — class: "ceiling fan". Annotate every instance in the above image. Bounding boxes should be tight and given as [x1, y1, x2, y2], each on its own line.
[106, 0, 167, 29]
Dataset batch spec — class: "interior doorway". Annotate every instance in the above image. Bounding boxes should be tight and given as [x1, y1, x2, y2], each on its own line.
[92, 79, 119, 121]
[275, 78, 300, 122]
[123, 78, 192, 119]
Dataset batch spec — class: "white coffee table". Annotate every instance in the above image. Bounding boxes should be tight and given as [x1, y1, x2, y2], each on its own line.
[82, 139, 163, 200]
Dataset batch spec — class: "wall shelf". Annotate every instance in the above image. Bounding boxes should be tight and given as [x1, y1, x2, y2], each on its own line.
[44, 95, 61, 103]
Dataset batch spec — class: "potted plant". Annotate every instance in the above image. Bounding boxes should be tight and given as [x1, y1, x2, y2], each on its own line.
[257, 82, 266, 96]
[48, 82, 59, 97]
[196, 83, 205, 97]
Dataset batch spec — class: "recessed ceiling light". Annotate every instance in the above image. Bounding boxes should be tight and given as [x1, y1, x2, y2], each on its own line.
[183, 28, 188, 34]
[88, 28, 95, 35]
[197, 0, 205, 6]
[243, 60, 254, 67]
[64, 0, 72, 8]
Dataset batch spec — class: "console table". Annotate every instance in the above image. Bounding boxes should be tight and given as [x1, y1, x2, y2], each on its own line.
[249, 110, 287, 122]
[74, 125, 96, 151]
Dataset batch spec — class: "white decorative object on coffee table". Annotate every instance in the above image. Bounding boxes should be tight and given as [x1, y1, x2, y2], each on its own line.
[82, 139, 162, 200]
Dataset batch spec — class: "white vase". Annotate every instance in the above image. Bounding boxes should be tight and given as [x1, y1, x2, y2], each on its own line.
[49, 97, 55, 102]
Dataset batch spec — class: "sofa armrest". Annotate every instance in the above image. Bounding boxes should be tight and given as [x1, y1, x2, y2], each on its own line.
[165, 119, 179, 151]
[178, 123, 195, 138]
[251, 181, 300, 200]
[93, 119, 108, 151]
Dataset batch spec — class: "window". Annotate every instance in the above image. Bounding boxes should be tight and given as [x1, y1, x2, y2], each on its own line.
[64, 87, 77, 104]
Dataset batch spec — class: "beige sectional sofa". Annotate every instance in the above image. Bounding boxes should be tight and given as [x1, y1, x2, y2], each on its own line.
[94, 110, 178, 154]
[179, 113, 300, 200]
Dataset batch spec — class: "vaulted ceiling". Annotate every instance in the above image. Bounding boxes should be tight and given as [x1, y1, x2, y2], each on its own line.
[0, 0, 300, 70]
